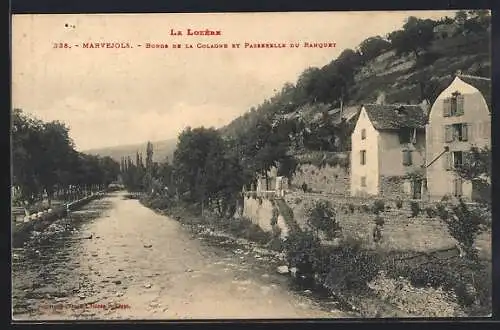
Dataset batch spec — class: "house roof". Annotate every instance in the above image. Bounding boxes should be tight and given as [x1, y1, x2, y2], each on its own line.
[457, 74, 491, 112]
[362, 103, 427, 130]
[329, 105, 361, 125]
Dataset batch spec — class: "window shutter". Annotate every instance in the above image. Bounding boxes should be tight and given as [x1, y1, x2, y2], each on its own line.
[456, 95, 464, 115]
[402, 150, 412, 166]
[443, 152, 452, 170]
[443, 98, 451, 117]
[444, 125, 453, 142]
[454, 177, 463, 196]
[461, 124, 468, 141]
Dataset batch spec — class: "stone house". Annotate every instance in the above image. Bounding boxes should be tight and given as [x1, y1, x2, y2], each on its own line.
[350, 103, 427, 198]
[425, 74, 491, 201]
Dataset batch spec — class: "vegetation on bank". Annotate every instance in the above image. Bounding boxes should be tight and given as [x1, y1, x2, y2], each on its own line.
[12, 109, 121, 212]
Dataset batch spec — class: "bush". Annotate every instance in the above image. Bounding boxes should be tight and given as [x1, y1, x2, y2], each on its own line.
[410, 201, 421, 217]
[325, 236, 382, 293]
[373, 200, 385, 214]
[306, 200, 342, 239]
[395, 199, 403, 209]
[270, 207, 278, 226]
[443, 199, 485, 259]
[436, 202, 449, 220]
[425, 206, 437, 218]
[284, 231, 322, 279]
[360, 204, 371, 213]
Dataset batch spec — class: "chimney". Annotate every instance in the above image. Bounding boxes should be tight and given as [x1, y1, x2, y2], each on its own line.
[376, 91, 386, 105]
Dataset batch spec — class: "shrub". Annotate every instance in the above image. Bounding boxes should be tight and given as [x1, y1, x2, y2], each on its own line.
[361, 204, 371, 213]
[284, 231, 322, 279]
[270, 207, 278, 226]
[410, 201, 421, 217]
[443, 199, 485, 259]
[325, 236, 382, 293]
[373, 200, 385, 214]
[395, 199, 403, 209]
[436, 202, 449, 220]
[272, 224, 282, 238]
[306, 200, 342, 239]
[425, 206, 437, 218]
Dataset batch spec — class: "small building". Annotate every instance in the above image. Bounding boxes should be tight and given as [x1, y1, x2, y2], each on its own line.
[350, 103, 427, 198]
[426, 74, 491, 201]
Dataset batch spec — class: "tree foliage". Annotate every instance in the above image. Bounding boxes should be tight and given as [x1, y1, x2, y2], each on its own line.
[12, 109, 120, 207]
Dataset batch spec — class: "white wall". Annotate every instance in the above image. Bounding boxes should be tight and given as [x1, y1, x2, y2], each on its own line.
[351, 107, 379, 196]
[426, 76, 491, 200]
[242, 197, 288, 238]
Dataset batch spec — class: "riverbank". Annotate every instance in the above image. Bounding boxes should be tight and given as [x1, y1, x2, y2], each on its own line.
[12, 191, 107, 248]
[139, 194, 491, 318]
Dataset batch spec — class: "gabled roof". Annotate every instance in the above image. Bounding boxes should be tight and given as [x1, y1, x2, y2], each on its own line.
[362, 103, 427, 130]
[457, 74, 491, 112]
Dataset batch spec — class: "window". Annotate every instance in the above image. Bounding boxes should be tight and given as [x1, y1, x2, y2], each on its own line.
[361, 176, 367, 187]
[360, 150, 366, 165]
[444, 123, 469, 142]
[399, 128, 411, 144]
[402, 150, 413, 166]
[361, 129, 366, 140]
[443, 92, 464, 117]
[453, 151, 463, 168]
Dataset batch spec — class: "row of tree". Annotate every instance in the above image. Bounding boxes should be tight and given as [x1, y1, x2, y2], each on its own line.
[12, 109, 121, 208]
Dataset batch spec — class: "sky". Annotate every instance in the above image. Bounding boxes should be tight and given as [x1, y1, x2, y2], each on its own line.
[12, 11, 457, 151]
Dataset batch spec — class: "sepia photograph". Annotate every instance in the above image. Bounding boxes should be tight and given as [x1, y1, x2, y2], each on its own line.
[11, 10, 491, 320]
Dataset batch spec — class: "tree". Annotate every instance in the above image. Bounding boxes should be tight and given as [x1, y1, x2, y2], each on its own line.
[388, 16, 436, 59]
[358, 36, 391, 61]
[454, 146, 491, 204]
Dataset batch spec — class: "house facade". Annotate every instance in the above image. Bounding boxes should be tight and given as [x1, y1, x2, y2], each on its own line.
[426, 74, 491, 201]
[350, 104, 427, 198]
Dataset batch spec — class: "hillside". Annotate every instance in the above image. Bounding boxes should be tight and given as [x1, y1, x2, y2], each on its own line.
[84, 138, 177, 164]
[220, 14, 491, 152]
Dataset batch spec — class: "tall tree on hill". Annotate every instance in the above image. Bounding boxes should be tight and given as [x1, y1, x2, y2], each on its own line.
[388, 16, 436, 59]
[358, 36, 391, 62]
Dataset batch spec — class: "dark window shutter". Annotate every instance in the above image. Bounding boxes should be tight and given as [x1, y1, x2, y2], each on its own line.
[444, 125, 453, 142]
[443, 152, 452, 170]
[443, 98, 451, 117]
[461, 124, 468, 141]
[402, 150, 412, 166]
[456, 95, 465, 115]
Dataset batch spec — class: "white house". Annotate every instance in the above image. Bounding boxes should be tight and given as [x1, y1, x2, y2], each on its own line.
[426, 74, 491, 201]
[350, 103, 427, 198]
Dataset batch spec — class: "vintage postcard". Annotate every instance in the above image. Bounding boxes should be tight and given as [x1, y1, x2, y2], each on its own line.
[11, 11, 491, 320]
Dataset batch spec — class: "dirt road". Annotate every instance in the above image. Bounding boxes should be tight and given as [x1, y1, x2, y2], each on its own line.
[12, 191, 347, 320]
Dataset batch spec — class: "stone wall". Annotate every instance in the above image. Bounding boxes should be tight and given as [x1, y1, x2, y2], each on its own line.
[379, 176, 407, 199]
[242, 197, 289, 238]
[291, 163, 349, 195]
